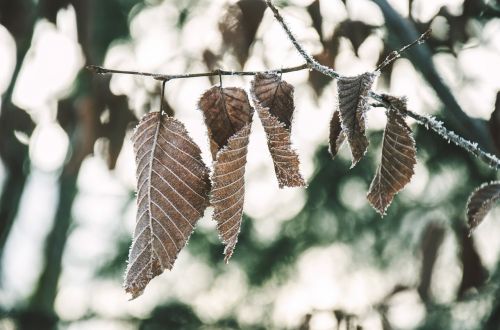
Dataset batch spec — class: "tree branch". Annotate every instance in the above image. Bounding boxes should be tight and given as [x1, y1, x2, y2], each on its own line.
[265, 0, 500, 170]
[371, 0, 494, 152]
[86, 1, 500, 170]
[376, 28, 432, 71]
[86, 63, 309, 81]
[370, 92, 500, 169]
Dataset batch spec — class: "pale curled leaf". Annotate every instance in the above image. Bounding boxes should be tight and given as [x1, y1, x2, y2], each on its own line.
[466, 181, 500, 232]
[367, 104, 416, 215]
[125, 112, 210, 299]
[211, 124, 252, 262]
[337, 72, 377, 166]
[199, 87, 254, 261]
[328, 110, 346, 158]
[251, 73, 306, 188]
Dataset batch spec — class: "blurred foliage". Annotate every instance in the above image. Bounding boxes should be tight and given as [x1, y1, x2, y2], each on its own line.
[0, 0, 499, 329]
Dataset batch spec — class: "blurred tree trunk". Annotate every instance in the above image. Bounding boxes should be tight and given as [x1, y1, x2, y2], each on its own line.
[25, 1, 95, 325]
[0, 0, 36, 262]
[25, 1, 136, 327]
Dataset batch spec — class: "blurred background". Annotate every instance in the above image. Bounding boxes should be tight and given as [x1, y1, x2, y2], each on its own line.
[0, 0, 500, 329]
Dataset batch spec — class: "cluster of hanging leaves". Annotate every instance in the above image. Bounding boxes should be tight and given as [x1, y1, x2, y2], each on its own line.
[329, 74, 417, 215]
[124, 73, 306, 298]
[122, 0, 500, 299]
[124, 62, 446, 298]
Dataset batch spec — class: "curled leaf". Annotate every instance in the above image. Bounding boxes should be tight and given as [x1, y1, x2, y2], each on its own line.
[337, 72, 377, 166]
[251, 73, 306, 188]
[198, 86, 253, 159]
[198, 87, 254, 261]
[125, 112, 210, 299]
[367, 98, 416, 215]
[328, 110, 346, 158]
[466, 181, 500, 232]
[211, 124, 252, 262]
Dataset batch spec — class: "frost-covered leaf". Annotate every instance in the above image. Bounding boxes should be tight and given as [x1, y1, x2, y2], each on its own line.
[199, 87, 254, 261]
[219, 0, 266, 67]
[466, 181, 500, 232]
[367, 100, 416, 215]
[251, 73, 305, 188]
[337, 72, 377, 166]
[125, 112, 210, 299]
[329, 110, 346, 158]
[198, 86, 253, 160]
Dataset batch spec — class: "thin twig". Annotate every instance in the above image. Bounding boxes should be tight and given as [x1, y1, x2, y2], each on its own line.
[370, 92, 500, 170]
[265, 0, 500, 171]
[376, 28, 432, 71]
[86, 2, 500, 171]
[86, 64, 309, 81]
[264, 0, 343, 79]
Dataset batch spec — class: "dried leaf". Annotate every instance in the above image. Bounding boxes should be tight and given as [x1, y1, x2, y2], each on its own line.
[211, 124, 252, 262]
[125, 112, 210, 299]
[307, 0, 323, 42]
[488, 91, 500, 154]
[309, 27, 341, 96]
[329, 110, 346, 159]
[219, 0, 266, 67]
[337, 72, 377, 166]
[367, 100, 416, 215]
[103, 94, 137, 169]
[308, 50, 335, 96]
[199, 87, 254, 261]
[203, 49, 222, 84]
[466, 181, 500, 232]
[251, 73, 306, 188]
[198, 86, 253, 159]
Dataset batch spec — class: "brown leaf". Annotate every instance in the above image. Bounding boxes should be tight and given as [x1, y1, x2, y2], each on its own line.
[198, 86, 253, 159]
[102, 94, 137, 169]
[367, 99, 416, 215]
[488, 91, 500, 154]
[466, 181, 500, 232]
[307, 0, 323, 42]
[203, 49, 222, 85]
[199, 87, 254, 261]
[337, 72, 377, 166]
[308, 51, 335, 96]
[125, 112, 210, 299]
[219, 0, 266, 67]
[308, 27, 341, 96]
[328, 110, 346, 158]
[251, 73, 305, 188]
[418, 222, 445, 302]
[211, 124, 252, 262]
